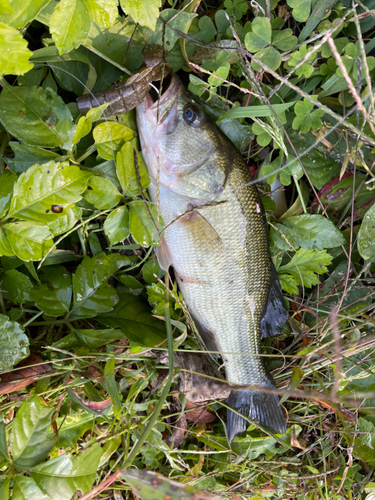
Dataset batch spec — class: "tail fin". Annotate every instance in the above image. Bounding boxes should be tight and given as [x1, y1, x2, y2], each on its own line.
[226, 387, 286, 443]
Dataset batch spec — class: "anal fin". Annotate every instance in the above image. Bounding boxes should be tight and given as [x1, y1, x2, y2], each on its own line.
[154, 236, 173, 271]
[260, 264, 288, 339]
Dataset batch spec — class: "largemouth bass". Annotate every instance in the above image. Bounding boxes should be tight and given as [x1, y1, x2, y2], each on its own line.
[136, 75, 288, 442]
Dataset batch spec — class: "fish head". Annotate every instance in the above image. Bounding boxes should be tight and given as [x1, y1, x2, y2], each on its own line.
[136, 75, 232, 200]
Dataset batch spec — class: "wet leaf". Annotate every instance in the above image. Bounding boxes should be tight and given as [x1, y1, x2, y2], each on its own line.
[30, 266, 72, 316]
[85, 176, 122, 210]
[50, 0, 91, 54]
[129, 200, 161, 247]
[0, 314, 29, 373]
[0, 86, 75, 150]
[0, 22, 33, 76]
[13, 476, 50, 500]
[1, 269, 33, 304]
[4, 221, 54, 261]
[103, 205, 130, 245]
[8, 161, 91, 222]
[11, 396, 55, 468]
[0, 171, 17, 219]
[358, 202, 375, 261]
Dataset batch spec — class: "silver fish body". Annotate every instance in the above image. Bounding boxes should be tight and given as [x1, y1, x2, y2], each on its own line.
[136, 76, 288, 442]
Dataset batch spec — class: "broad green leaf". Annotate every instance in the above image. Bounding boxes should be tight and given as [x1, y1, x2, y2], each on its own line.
[29, 267, 72, 316]
[147, 8, 197, 54]
[74, 328, 124, 348]
[219, 101, 296, 121]
[252, 46, 282, 71]
[0, 0, 14, 14]
[11, 396, 55, 468]
[93, 121, 135, 160]
[298, 0, 338, 42]
[49, 0, 91, 54]
[47, 206, 82, 236]
[103, 205, 130, 245]
[116, 142, 150, 197]
[129, 200, 161, 247]
[120, 0, 161, 31]
[4, 221, 54, 261]
[0, 414, 8, 463]
[358, 202, 375, 261]
[0, 22, 33, 76]
[8, 162, 91, 222]
[70, 252, 130, 319]
[280, 214, 344, 250]
[72, 116, 92, 144]
[0, 170, 17, 218]
[0, 86, 75, 150]
[98, 292, 167, 347]
[1, 269, 33, 304]
[0, 0, 50, 29]
[13, 476, 50, 500]
[31, 444, 101, 500]
[56, 413, 97, 448]
[104, 358, 122, 418]
[142, 258, 164, 284]
[287, 0, 311, 22]
[85, 176, 122, 209]
[245, 17, 271, 52]
[0, 228, 13, 257]
[85, 0, 118, 28]
[6, 142, 62, 174]
[0, 478, 10, 500]
[272, 29, 297, 51]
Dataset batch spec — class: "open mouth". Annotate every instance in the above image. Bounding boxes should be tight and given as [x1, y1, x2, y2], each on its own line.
[143, 74, 181, 111]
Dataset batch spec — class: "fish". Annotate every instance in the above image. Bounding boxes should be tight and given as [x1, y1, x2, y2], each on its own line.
[136, 75, 288, 443]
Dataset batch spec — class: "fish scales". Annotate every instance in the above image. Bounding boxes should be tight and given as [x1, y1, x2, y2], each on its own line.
[136, 76, 288, 443]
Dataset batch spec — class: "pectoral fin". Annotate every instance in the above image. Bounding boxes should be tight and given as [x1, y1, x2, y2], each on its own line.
[260, 264, 288, 339]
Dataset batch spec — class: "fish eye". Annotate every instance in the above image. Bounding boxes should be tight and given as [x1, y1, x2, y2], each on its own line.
[183, 104, 202, 127]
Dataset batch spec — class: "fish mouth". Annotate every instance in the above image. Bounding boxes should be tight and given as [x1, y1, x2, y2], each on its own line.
[143, 74, 181, 112]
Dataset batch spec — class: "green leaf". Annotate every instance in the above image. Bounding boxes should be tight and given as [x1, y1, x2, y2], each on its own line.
[98, 292, 167, 347]
[85, 0, 118, 29]
[49, 0, 91, 54]
[292, 98, 325, 133]
[93, 121, 135, 160]
[6, 142, 62, 174]
[0, 0, 50, 29]
[129, 200, 161, 247]
[219, 101, 296, 120]
[142, 258, 164, 284]
[70, 252, 129, 319]
[0, 313, 28, 372]
[85, 176, 122, 209]
[358, 202, 375, 261]
[252, 46, 282, 71]
[116, 142, 150, 197]
[11, 396, 55, 468]
[1, 269, 33, 304]
[31, 444, 101, 500]
[0, 479, 10, 500]
[4, 221, 54, 262]
[0, 22, 33, 76]
[245, 17, 271, 52]
[47, 206, 82, 237]
[8, 161, 91, 222]
[287, 0, 311, 22]
[56, 412, 97, 448]
[298, 0, 338, 42]
[280, 214, 344, 250]
[120, 0, 161, 31]
[104, 358, 122, 418]
[0, 414, 9, 463]
[272, 29, 298, 51]
[29, 267, 72, 316]
[0, 86, 75, 150]
[103, 205, 130, 245]
[13, 476, 50, 500]
[0, 170, 17, 218]
[0, 228, 13, 257]
[278, 248, 333, 292]
[74, 328, 124, 348]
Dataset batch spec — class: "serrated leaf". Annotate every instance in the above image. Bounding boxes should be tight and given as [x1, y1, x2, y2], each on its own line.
[0, 86, 75, 150]
[50, 0, 91, 54]
[70, 252, 129, 319]
[98, 292, 167, 347]
[120, 0, 161, 31]
[85, 176, 122, 209]
[287, 0, 311, 22]
[116, 142, 150, 197]
[8, 161, 91, 222]
[31, 444, 101, 500]
[0, 22, 33, 76]
[11, 396, 55, 468]
[29, 266, 72, 316]
[4, 221, 54, 261]
[0, 170, 17, 218]
[0, 314, 29, 373]
[93, 121, 135, 160]
[1, 269, 33, 304]
[0, 0, 50, 29]
[103, 205, 130, 245]
[358, 202, 375, 261]
[129, 200, 161, 247]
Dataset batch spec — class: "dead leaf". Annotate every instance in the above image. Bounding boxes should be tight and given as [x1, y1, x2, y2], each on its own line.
[0, 352, 53, 395]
